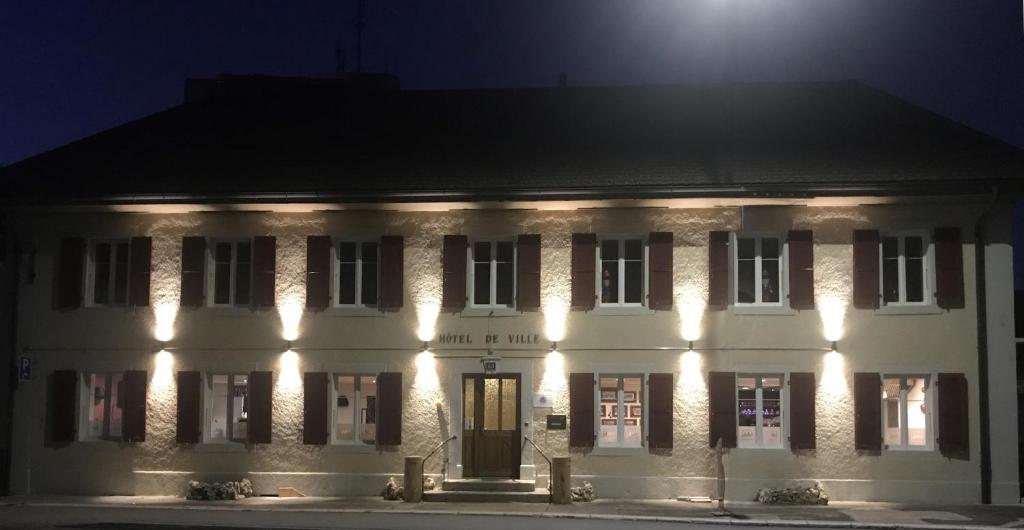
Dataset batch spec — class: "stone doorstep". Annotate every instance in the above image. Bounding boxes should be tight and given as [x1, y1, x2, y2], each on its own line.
[423, 490, 552, 503]
[441, 479, 537, 492]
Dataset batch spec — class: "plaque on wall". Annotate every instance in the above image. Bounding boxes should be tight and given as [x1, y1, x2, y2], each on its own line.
[546, 415, 567, 430]
[534, 393, 553, 407]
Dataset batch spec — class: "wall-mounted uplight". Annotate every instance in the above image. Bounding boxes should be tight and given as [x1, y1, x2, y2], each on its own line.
[830, 341, 838, 353]
[550, 342, 558, 352]
[687, 341, 694, 352]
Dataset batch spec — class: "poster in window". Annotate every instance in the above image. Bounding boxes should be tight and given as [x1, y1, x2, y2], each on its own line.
[600, 419, 616, 426]
[628, 405, 641, 418]
[600, 390, 616, 402]
[623, 418, 638, 426]
[623, 391, 637, 403]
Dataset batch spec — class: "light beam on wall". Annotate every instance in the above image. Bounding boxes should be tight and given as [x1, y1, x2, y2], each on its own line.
[677, 350, 704, 396]
[820, 348, 847, 400]
[153, 301, 179, 342]
[151, 349, 176, 394]
[676, 288, 707, 341]
[540, 349, 567, 394]
[416, 302, 440, 342]
[277, 349, 302, 392]
[818, 294, 848, 342]
[542, 299, 568, 343]
[277, 297, 304, 342]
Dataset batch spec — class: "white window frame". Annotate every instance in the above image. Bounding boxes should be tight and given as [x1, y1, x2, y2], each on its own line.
[467, 239, 516, 309]
[79, 372, 124, 441]
[331, 239, 380, 308]
[203, 373, 248, 444]
[732, 233, 786, 307]
[207, 239, 251, 307]
[595, 374, 646, 449]
[84, 238, 130, 307]
[331, 373, 377, 445]
[881, 374, 934, 451]
[596, 236, 647, 308]
[736, 373, 786, 449]
[879, 231, 933, 307]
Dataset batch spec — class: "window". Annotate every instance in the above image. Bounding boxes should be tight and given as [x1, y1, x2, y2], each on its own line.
[734, 235, 782, 305]
[883, 375, 931, 450]
[598, 375, 643, 448]
[599, 238, 644, 306]
[470, 240, 514, 308]
[210, 240, 251, 306]
[882, 234, 928, 305]
[335, 241, 378, 307]
[88, 240, 129, 305]
[81, 372, 124, 441]
[737, 375, 783, 448]
[207, 374, 248, 443]
[333, 375, 377, 444]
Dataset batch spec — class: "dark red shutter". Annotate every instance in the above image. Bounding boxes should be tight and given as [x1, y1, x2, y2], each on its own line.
[853, 230, 880, 309]
[57, 237, 84, 309]
[247, 371, 273, 444]
[708, 232, 729, 309]
[376, 372, 403, 445]
[648, 232, 673, 311]
[176, 371, 201, 444]
[854, 372, 882, 452]
[788, 231, 814, 309]
[708, 372, 736, 448]
[129, 236, 152, 307]
[252, 236, 276, 308]
[569, 372, 595, 448]
[516, 234, 541, 311]
[789, 372, 816, 451]
[122, 370, 147, 442]
[647, 373, 673, 449]
[379, 236, 404, 310]
[49, 370, 77, 444]
[305, 236, 331, 310]
[934, 228, 965, 309]
[570, 233, 596, 310]
[441, 235, 468, 311]
[180, 237, 206, 308]
[938, 373, 969, 460]
[303, 372, 329, 445]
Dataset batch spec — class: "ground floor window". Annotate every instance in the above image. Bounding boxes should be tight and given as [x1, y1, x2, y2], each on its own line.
[207, 374, 248, 443]
[883, 375, 931, 449]
[81, 372, 123, 441]
[334, 374, 377, 444]
[598, 375, 643, 448]
[737, 374, 783, 448]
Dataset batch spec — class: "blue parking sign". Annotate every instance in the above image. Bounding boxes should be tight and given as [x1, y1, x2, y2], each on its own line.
[18, 356, 31, 381]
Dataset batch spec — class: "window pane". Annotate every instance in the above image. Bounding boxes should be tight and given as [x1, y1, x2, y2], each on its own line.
[883, 248, 899, 304]
[882, 237, 898, 259]
[599, 378, 619, 446]
[623, 377, 642, 446]
[737, 238, 755, 260]
[463, 378, 475, 431]
[737, 378, 756, 446]
[231, 374, 248, 442]
[905, 256, 924, 303]
[624, 261, 642, 303]
[335, 375, 355, 441]
[601, 261, 618, 303]
[904, 237, 923, 258]
[761, 258, 780, 303]
[761, 238, 779, 259]
[474, 242, 491, 263]
[496, 262, 514, 306]
[211, 375, 229, 441]
[601, 240, 619, 261]
[624, 239, 642, 261]
[737, 260, 755, 303]
[108, 373, 124, 439]
[235, 243, 251, 306]
[94, 243, 111, 305]
[500, 378, 516, 431]
[360, 376, 377, 444]
[361, 243, 378, 306]
[495, 241, 513, 263]
[213, 243, 231, 305]
[88, 374, 106, 440]
[483, 378, 499, 431]
[215, 242, 232, 263]
[883, 378, 901, 446]
[339, 263, 356, 305]
[761, 377, 781, 447]
[338, 242, 356, 263]
[906, 377, 927, 447]
[113, 242, 129, 304]
[474, 262, 490, 305]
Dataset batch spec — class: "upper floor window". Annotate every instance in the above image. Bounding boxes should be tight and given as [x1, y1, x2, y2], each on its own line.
[882, 234, 929, 305]
[598, 375, 644, 448]
[737, 374, 783, 448]
[207, 373, 248, 443]
[470, 240, 514, 308]
[599, 238, 644, 307]
[210, 240, 251, 306]
[81, 372, 123, 441]
[87, 239, 129, 306]
[336, 241, 378, 307]
[883, 375, 931, 450]
[734, 235, 782, 306]
[333, 374, 377, 444]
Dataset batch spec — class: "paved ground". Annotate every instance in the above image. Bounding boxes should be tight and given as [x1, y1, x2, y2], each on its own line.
[1, 496, 1024, 529]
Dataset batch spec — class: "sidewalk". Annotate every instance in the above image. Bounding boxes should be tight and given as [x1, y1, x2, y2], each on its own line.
[3, 494, 1024, 529]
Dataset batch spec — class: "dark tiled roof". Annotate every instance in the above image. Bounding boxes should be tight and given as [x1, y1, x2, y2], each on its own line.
[2, 78, 1023, 205]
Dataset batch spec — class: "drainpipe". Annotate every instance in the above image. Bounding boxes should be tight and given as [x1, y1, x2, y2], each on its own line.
[974, 186, 999, 504]
[1, 218, 19, 496]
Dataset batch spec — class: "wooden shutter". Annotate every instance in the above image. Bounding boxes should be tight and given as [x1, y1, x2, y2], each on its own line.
[647, 373, 673, 449]
[516, 234, 541, 311]
[122, 370, 148, 442]
[569, 372, 595, 448]
[129, 236, 152, 307]
[303, 372, 329, 445]
[57, 237, 84, 309]
[49, 370, 77, 443]
[376, 372, 403, 445]
[934, 228, 965, 309]
[305, 236, 331, 310]
[708, 231, 729, 309]
[180, 237, 206, 308]
[788, 372, 816, 451]
[570, 233, 596, 310]
[708, 371, 736, 448]
[854, 372, 882, 452]
[648, 232, 673, 311]
[441, 235, 468, 311]
[938, 372, 969, 460]
[176, 371, 201, 444]
[787, 231, 814, 309]
[379, 236, 404, 310]
[252, 236, 276, 308]
[853, 230, 880, 309]
[247, 371, 273, 444]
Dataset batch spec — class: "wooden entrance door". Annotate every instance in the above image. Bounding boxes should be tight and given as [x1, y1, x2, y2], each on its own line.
[462, 374, 521, 478]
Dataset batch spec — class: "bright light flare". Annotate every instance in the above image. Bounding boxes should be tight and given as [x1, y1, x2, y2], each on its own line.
[818, 294, 848, 342]
[153, 301, 179, 342]
[541, 350, 567, 394]
[543, 300, 568, 342]
[151, 349, 175, 393]
[820, 349, 847, 399]
[277, 297, 304, 342]
[414, 349, 439, 391]
[277, 349, 302, 392]
[416, 302, 440, 342]
[677, 350, 704, 396]
[676, 288, 707, 341]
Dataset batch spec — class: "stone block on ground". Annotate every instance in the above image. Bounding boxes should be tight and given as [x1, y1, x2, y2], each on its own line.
[756, 483, 829, 505]
[570, 481, 594, 502]
[186, 478, 255, 501]
[382, 476, 404, 501]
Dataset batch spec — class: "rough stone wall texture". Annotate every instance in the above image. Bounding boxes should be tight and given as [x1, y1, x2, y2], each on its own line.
[6, 202, 1005, 503]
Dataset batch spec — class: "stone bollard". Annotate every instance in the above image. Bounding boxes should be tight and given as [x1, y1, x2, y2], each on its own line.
[550, 457, 572, 504]
[403, 456, 424, 503]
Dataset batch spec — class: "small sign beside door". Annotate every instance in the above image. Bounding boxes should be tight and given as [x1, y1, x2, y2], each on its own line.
[533, 392, 553, 408]
[546, 415, 567, 430]
[18, 356, 31, 381]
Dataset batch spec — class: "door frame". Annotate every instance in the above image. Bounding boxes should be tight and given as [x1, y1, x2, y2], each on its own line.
[461, 372, 522, 479]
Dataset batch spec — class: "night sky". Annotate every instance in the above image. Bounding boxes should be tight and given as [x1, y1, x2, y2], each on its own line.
[2, 1, 1023, 279]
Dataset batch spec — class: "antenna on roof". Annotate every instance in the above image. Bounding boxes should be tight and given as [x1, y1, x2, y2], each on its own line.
[355, 0, 366, 73]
